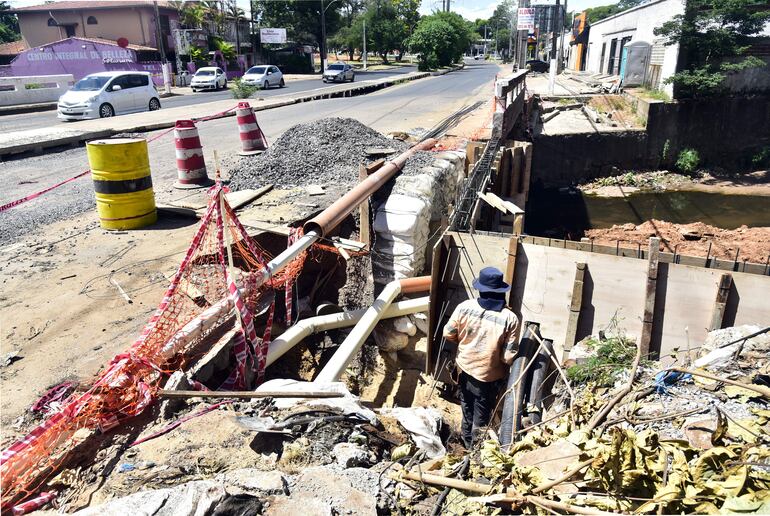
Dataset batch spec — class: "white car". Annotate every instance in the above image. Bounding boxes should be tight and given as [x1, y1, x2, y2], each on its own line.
[57, 71, 160, 120]
[322, 62, 355, 83]
[191, 67, 227, 92]
[242, 65, 285, 89]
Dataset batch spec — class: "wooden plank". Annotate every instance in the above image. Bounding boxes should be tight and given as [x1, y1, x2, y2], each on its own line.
[504, 236, 518, 307]
[359, 164, 371, 250]
[709, 273, 733, 331]
[639, 237, 661, 357]
[520, 142, 533, 201]
[511, 146, 523, 196]
[227, 185, 274, 210]
[563, 262, 586, 361]
[365, 158, 386, 174]
[159, 389, 344, 399]
[427, 234, 450, 374]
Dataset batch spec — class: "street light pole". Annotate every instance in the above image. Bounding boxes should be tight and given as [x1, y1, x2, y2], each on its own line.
[362, 19, 367, 70]
[320, 0, 327, 73]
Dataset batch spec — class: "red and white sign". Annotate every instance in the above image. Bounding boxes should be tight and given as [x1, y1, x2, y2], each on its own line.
[517, 8, 535, 30]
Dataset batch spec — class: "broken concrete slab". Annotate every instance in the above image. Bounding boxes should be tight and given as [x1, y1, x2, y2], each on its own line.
[333, 442, 371, 468]
[218, 468, 288, 496]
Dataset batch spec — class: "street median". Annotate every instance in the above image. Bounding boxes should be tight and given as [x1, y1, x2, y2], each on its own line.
[0, 70, 433, 159]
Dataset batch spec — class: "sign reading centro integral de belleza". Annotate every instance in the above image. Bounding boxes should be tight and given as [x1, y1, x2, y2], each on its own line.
[517, 8, 535, 30]
[260, 28, 287, 44]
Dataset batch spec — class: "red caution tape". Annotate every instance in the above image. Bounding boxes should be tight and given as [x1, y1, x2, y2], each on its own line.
[1, 106, 241, 214]
[0, 170, 91, 213]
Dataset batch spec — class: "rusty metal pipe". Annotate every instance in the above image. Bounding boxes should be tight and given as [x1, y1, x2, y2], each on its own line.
[303, 138, 437, 237]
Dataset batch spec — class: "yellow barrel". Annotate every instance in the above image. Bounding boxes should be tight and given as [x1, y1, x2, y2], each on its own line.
[87, 138, 157, 230]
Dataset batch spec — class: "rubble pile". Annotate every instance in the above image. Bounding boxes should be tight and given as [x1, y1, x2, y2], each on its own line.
[226, 118, 436, 191]
[389, 325, 770, 515]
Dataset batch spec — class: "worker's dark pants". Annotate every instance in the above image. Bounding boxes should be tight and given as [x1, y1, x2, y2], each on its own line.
[458, 371, 500, 448]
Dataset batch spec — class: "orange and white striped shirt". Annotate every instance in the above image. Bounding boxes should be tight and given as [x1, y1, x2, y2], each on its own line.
[443, 299, 518, 382]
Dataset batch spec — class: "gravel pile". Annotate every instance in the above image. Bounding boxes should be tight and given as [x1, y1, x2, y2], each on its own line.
[226, 118, 435, 191]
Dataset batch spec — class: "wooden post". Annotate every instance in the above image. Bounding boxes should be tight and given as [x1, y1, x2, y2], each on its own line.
[709, 273, 733, 331]
[511, 146, 523, 197]
[563, 262, 586, 361]
[639, 237, 660, 358]
[521, 142, 533, 202]
[358, 165, 370, 250]
[504, 236, 519, 308]
[513, 213, 524, 235]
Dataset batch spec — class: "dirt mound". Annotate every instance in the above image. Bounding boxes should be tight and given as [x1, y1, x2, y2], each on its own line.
[586, 219, 770, 263]
[226, 117, 435, 191]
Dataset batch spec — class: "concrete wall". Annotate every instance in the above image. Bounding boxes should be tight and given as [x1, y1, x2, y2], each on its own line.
[16, 7, 179, 50]
[585, 0, 684, 96]
[532, 95, 770, 184]
[532, 130, 654, 186]
[431, 232, 770, 362]
[6, 38, 164, 85]
[646, 95, 770, 170]
[0, 74, 73, 106]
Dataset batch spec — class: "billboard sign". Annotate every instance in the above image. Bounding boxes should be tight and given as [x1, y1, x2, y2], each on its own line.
[260, 28, 287, 44]
[517, 8, 535, 30]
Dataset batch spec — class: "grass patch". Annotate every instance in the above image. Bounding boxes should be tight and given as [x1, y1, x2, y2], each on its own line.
[567, 319, 643, 387]
[639, 87, 670, 101]
[230, 77, 259, 99]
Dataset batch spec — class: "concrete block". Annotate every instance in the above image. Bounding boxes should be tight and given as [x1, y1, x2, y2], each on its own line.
[219, 468, 288, 496]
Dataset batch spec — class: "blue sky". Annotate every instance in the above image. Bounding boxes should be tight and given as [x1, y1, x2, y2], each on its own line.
[7, 0, 616, 23]
[419, 0, 616, 19]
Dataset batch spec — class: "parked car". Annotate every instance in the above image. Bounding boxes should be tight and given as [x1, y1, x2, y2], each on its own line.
[526, 59, 550, 73]
[242, 65, 285, 89]
[191, 67, 227, 91]
[322, 62, 355, 83]
[57, 71, 160, 120]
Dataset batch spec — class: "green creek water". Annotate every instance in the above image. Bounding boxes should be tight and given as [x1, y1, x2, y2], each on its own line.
[526, 189, 770, 237]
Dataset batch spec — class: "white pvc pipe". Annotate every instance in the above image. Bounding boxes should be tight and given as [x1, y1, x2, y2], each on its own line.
[256, 230, 320, 286]
[314, 280, 405, 383]
[267, 297, 429, 367]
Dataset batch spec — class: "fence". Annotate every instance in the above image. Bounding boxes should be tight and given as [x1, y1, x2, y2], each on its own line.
[0, 75, 74, 107]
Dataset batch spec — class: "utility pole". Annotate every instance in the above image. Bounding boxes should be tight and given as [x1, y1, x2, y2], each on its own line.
[153, 0, 171, 94]
[320, 0, 327, 72]
[508, 4, 513, 64]
[549, 0, 559, 94]
[558, 0, 567, 72]
[518, 0, 529, 69]
[362, 19, 367, 70]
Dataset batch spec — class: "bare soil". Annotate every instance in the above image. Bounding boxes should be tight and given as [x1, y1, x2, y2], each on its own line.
[586, 219, 770, 264]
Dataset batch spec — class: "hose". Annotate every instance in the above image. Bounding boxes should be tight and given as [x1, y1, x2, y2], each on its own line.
[526, 338, 555, 425]
[499, 322, 539, 447]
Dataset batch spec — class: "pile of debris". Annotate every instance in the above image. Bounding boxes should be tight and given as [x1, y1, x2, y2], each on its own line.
[388, 324, 770, 515]
[226, 118, 436, 191]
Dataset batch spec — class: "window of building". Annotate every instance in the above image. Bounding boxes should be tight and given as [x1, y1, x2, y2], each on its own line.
[47, 18, 57, 26]
[87, 16, 98, 25]
[65, 25, 76, 37]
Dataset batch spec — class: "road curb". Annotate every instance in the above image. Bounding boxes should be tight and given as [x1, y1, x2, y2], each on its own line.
[0, 102, 58, 115]
[0, 71, 431, 159]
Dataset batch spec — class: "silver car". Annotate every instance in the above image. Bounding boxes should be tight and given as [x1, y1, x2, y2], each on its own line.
[322, 63, 355, 83]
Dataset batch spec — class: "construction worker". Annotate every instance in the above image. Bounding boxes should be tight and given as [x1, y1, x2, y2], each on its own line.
[443, 266, 519, 448]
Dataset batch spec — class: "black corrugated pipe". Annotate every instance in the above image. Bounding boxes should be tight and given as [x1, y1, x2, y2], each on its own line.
[526, 337, 555, 425]
[498, 322, 540, 448]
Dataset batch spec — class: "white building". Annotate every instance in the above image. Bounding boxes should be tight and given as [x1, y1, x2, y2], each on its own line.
[585, 0, 684, 95]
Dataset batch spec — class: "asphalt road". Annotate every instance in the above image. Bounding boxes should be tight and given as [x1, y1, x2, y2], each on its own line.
[0, 66, 417, 134]
[0, 59, 499, 245]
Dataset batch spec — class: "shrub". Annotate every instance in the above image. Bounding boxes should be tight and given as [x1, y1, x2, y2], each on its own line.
[230, 77, 258, 99]
[752, 147, 770, 169]
[676, 148, 700, 174]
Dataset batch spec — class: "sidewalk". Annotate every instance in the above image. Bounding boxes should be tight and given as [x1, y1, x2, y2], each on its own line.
[0, 70, 432, 159]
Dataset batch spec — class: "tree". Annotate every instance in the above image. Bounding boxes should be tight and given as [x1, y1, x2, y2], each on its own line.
[0, 1, 20, 43]
[408, 11, 473, 70]
[359, 0, 407, 64]
[252, 0, 343, 48]
[654, 0, 770, 98]
[393, 0, 420, 59]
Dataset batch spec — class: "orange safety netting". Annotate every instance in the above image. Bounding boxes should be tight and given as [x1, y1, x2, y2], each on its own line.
[0, 184, 350, 511]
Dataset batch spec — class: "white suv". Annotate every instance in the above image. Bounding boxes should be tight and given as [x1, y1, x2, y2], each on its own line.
[58, 71, 160, 120]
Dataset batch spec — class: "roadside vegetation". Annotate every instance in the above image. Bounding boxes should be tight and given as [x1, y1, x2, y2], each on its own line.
[230, 77, 259, 99]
